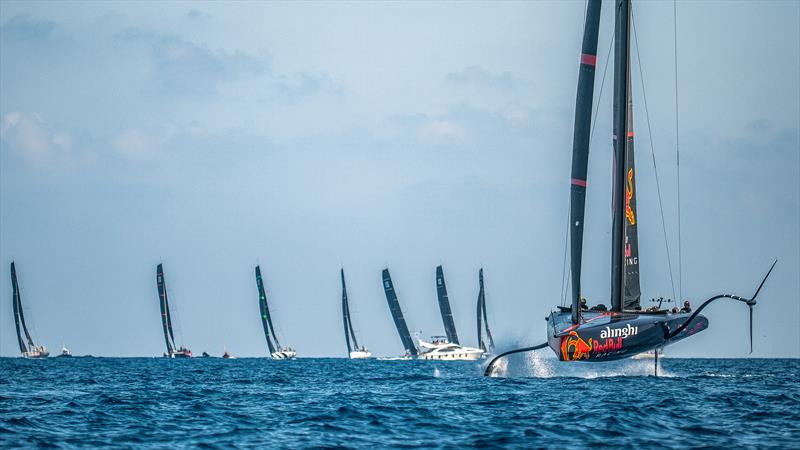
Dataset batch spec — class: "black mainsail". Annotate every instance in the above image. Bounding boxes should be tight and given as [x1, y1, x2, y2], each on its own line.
[569, 0, 602, 323]
[476, 268, 495, 353]
[10, 262, 33, 354]
[622, 70, 642, 310]
[341, 268, 360, 354]
[255, 265, 281, 354]
[435, 265, 459, 345]
[156, 264, 177, 355]
[381, 269, 417, 356]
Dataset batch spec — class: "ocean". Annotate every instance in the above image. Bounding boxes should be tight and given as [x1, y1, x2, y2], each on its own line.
[1, 357, 798, 448]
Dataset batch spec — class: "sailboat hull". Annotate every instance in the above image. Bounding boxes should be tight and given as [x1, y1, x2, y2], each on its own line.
[546, 310, 707, 362]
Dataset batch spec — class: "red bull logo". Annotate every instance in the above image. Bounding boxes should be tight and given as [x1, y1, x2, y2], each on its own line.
[626, 168, 635, 225]
[561, 331, 625, 361]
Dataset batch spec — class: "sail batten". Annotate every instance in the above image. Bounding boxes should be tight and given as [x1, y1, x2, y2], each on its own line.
[382, 269, 417, 356]
[569, 0, 603, 323]
[435, 266, 460, 345]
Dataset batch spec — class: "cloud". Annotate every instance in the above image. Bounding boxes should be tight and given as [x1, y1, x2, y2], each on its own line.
[187, 10, 212, 21]
[0, 112, 72, 164]
[445, 66, 527, 92]
[0, 14, 56, 43]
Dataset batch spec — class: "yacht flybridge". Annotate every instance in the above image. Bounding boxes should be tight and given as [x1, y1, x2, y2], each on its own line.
[10, 262, 49, 358]
[255, 265, 297, 360]
[485, 0, 775, 376]
[156, 264, 192, 358]
[341, 269, 371, 359]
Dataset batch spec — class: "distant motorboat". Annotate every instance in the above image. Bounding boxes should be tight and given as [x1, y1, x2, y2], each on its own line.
[156, 264, 192, 358]
[341, 269, 372, 359]
[416, 266, 484, 361]
[201, 351, 211, 358]
[222, 347, 235, 359]
[255, 266, 297, 360]
[10, 262, 49, 359]
[417, 337, 484, 361]
[58, 345, 72, 357]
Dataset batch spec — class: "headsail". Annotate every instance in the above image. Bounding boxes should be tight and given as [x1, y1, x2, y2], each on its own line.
[569, 0, 603, 323]
[381, 269, 417, 356]
[255, 265, 279, 354]
[341, 269, 360, 354]
[156, 264, 176, 355]
[10, 262, 30, 354]
[435, 265, 460, 345]
[476, 268, 495, 352]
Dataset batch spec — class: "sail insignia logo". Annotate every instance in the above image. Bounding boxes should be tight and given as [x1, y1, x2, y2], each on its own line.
[625, 168, 636, 225]
[600, 324, 638, 339]
[437, 278, 442, 286]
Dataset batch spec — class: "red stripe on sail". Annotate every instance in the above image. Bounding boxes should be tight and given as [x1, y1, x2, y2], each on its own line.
[571, 178, 587, 187]
[627, 131, 634, 138]
[580, 53, 597, 66]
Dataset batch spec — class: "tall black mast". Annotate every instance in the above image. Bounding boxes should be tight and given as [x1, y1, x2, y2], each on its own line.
[611, 0, 632, 312]
[341, 268, 360, 353]
[255, 265, 278, 354]
[381, 269, 417, 356]
[156, 264, 176, 355]
[10, 262, 29, 354]
[569, 0, 603, 323]
[476, 268, 495, 352]
[435, 265, 460, 345]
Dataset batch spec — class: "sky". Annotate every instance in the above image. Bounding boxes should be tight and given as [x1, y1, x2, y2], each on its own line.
[1, 1, 798, 358]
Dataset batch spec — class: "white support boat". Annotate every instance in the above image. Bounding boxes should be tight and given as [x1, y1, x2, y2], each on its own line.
[417, 337, 484, 361]
[349, 347, 372, 359]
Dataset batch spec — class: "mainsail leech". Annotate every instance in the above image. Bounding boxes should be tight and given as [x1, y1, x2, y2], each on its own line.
[382, 269, 417, 356]
[435, 266, 460, 345]
[569, 0, 602, 323]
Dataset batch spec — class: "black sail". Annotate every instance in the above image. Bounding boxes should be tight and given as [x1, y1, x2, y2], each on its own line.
[341, 269, 360, 353]
[569, 0, 603, 323]
[10, 262, 29, 354]
[476, 268, 495, 352]
[381, 269, 417, 356]
[156, 264, 176, 354]
[622, 71, 642, 310]
[435, 265, 460, 345]
[255, 265, 278, 354]
[611, 0, 632, 312]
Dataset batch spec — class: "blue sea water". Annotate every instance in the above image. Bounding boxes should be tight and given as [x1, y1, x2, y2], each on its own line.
[1, 357, 798, 448]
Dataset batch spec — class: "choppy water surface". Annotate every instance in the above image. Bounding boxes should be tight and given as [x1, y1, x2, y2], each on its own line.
[1, 357, 798, 448]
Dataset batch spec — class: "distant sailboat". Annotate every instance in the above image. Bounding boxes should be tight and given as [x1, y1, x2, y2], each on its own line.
[341, 269, 371, 359]
[10, 262, 49, 358]
[58, 344, 72, 357]
[156, 264, 192, 358]
[381, 269, 417, 359]
[417, 266, 484, 361]
[476, 268, 495, 355]
[255, 265, 296, 359]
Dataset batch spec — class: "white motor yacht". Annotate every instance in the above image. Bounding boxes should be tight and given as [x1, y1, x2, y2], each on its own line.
[417, 336, 484, 361]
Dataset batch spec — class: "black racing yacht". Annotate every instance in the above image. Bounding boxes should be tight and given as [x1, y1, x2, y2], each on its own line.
[255, 265, 297, 359]
[476, 268, 495, 355]
[380, 269, 417, 359]
[156, 264, 192, 358]
[486, 0, 775, 375]
[10, 262, 49, 358]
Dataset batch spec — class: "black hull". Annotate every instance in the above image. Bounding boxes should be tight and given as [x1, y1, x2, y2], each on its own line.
[546, 310, 707, 362]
